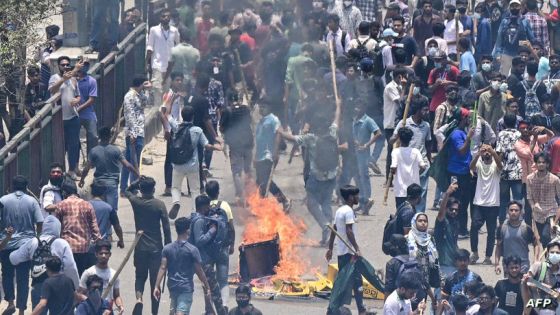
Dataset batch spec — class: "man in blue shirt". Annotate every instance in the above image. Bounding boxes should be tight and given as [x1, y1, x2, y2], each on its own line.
[447, 108, 473, 238]
[474, 2, 493, 62]
[493, 0, 536, 75]
[255, 99, 291, 211]
[352, 102, 381, 214]
[76, 60, 98, 156]
[458, 38, 477, 75]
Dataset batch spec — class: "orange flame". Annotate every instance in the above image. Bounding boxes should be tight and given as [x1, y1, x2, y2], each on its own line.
[243, 191, 308, 280]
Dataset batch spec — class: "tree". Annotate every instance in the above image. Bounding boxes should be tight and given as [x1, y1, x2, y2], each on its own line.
[0, 0, 60, 137]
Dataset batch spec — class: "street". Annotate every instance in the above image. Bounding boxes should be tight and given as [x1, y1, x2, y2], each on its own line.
[106, 130, 504, 315]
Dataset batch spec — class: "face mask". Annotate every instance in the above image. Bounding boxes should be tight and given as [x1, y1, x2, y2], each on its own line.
[434, 62, 442, 68]
[474, 13, 481, 19]
[236, 299, 250, 308]
[549, 253, 560, 264]
[88, 288, 103, 310]
[413, 87, 420, 95]
[343, 0, 353, 7]
[491, 80, 500, 90]
[481, 63, 491, 72]
[510, 8, 520, 15]
[500, 82, 508, 93]
[312, 1, 323, 8]
[50, 176, 63, 187]
[428, 47, 437, 56]
[458, 7, 467, 14]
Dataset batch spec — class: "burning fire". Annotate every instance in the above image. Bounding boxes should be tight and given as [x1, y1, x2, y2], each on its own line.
[243, 191, 308, 280]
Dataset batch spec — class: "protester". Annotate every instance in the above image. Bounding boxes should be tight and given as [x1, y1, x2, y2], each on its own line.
[79, 240, 124, 314]
[0, 175, 44, 315]
[442, 249, 483, 298]
[29, 256, 76, 315]
[522, 238, 560, 314]
[228, 284, 263, 315]
[76, 59, 99, 155]
[125, 176, 172, 315]
[494, 255, 525, 314]
[435, 183, 460, 277]
[383, 270, 426, 314]
[88, 181, 123, 246]
[39, 162, 64, 216]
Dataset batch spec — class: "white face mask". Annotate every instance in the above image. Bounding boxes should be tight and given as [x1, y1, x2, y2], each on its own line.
[343, 0, 353, 7]
[481, 63, 491, 72]
[428, 47, 437, 57]
[413, 87, 420, 95]
[474, 13, 481, 19]
[550, 253, 560, 264]
[500, 82, 508, 93]
[313, 1, 323, 8]
[491, 80, 500, 90]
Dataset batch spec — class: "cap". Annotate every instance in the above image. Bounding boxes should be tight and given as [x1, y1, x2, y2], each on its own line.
[359, 57, 374, 73]
[509, 0, 521, 5]
[382, 28, 399, 38]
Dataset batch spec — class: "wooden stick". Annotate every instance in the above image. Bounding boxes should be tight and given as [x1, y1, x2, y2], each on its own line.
[328, 40, 340, 104]
[327, 224, 357, 255]
[102, 231, 144, 299]
[532, 218, 544, 262]
[383, 83, 415, 206]
[234, 48, 251, 107]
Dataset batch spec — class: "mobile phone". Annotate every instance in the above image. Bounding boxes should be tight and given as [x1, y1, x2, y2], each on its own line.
[451, 176, 458, 185]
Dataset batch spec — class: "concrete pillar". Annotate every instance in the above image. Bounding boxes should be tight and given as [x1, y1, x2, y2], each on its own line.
[61, 0, 90, 47]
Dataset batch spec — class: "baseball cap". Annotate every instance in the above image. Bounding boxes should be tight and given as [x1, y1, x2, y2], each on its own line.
[382, 28, 399, 38]
[509, 0, 521, 5]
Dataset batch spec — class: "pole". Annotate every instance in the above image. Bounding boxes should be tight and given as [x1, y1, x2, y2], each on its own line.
[328, 41, 340, 104]
[234, 49, 251, 107]
[326, 224, 357, 255]
[102, 231, 144, 299]
[383, 83, 415, 206]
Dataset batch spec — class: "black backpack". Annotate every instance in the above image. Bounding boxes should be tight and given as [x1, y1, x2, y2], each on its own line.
[169, 123, 194, 165]
[208, 201, 231, 249]
[395, 256, 422, 278]
[372, 43, 387, 77]
[348, 38, 372, 62]
[31, 237, 55, 283]
[382, 202, 409, 256]
[313, 133, 339, 174]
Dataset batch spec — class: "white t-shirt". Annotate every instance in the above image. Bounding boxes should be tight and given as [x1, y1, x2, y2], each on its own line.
[391, 147, 426, 197]
[333, 205, 356, 256]
[383, 81, 401, 129]
[147, 24, 180, 71]
[443, 19, 463, 54]
[473, 159, 501, 207]
[79, 265, 120, 302]
[383, 290, 412, 315]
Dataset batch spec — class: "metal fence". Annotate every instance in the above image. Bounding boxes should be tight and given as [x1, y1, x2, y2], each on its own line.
[0, 21, 148, 194]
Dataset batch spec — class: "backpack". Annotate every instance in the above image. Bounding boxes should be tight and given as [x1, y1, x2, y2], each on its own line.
[207, 201, 231, 248]
[348, 38, 372, 62]
[395, 256, 422, 278]
[169, 123, 194, 165]
[382, 202, 410, 256]
[504, 17, 527, 45]
[522, 80, 542, 119]
[372, 43, 387, 77]
[31, 237, 56, 283]
[313, 133, 339, 174]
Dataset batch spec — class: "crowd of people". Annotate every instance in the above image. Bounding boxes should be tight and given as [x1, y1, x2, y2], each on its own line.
[11, 0, 560, 313]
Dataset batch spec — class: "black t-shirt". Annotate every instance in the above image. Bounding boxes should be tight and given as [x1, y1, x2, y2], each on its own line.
[395, 201, 416, 235]
[393, 35, 418, 66]
[443, 270, 483, 296]
[187, 93, 212, 140]
[495, 279, 524, 315]
[220, 104, 254, 149]
[41, 274, 75, 315]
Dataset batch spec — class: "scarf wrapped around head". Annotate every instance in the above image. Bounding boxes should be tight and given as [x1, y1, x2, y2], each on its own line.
[407, 213, 438, 263]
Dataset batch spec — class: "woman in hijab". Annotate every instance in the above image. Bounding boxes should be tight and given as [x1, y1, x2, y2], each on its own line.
[406, 212, 441, 310]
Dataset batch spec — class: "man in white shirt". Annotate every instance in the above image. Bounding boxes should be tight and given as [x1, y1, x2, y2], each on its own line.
[348, 21, 376, 52]
[326, 185, 365, 314]
[469, 144, 502, 265]
[325, 14, 352, 57]
[383, 271, 425, 315]
[383, 66, 407, 179]
[443, 5, 463, 57]
[146, 9, 180, 107]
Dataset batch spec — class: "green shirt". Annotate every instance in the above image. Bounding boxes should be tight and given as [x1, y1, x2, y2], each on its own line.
[285, 54, 313, 94]
[170, 43, 200, 80]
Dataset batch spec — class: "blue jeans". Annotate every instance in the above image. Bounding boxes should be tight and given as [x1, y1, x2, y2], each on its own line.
[417, 166, 430, 213]
[356, 151, 371, 207]
[104, 184, 118, 212]
[90, 0, 120, 49]
[499, 179, 523, 223]
[80, 118, 98, 154]
[1, 250, 31, 310]
[64, 117, 81, 171]
[305, 175, 336, 242]
[120, 136, 144, 192]
[170, 291, 194, 314]
[338, 152, 358, 198]
[369, 115, 385, 164]
[31, 282, 46, 315]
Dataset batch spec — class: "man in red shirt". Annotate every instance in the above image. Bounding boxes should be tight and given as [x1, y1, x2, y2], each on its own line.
[427, 51, 459, 114]
[195, 0, 214, 56]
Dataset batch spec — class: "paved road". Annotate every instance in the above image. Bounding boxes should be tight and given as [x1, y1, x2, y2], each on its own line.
[103, 129, 505, 315]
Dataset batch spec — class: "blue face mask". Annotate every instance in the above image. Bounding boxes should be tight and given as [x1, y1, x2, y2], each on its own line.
[434, 62, 442, 68]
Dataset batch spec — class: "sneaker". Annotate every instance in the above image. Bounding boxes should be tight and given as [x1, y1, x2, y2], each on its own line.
[169, 204, 180, 220]
[161, 187, 172, 197]
[368, 161, 382, 175]
[482, 257, 493, 265]
[470, 253, 479, 264]
[203, 167, 213, 178]
[362, 199, 374, 215]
